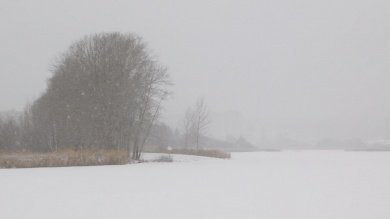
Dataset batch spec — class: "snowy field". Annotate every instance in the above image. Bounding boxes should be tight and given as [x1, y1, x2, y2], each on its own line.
[1, 151, 390, 219]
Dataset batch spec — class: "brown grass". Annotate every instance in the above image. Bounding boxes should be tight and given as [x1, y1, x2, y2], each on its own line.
[0, 148, 129, 169]
[0, 147, 230, 168]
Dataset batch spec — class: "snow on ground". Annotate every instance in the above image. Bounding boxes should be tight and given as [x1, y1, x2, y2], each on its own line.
[1, 151, 390, 219]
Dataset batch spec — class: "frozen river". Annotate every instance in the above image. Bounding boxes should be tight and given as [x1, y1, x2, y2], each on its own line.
[1, 151, 390, 219]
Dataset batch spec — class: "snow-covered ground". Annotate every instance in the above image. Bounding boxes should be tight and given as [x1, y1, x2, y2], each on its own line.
[1, 151, 390, 219]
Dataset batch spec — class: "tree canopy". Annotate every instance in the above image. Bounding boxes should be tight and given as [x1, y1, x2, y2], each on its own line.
[21, 32, 170, 157]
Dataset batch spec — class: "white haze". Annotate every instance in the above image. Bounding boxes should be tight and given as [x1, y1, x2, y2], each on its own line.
[1, 0, 389, 145]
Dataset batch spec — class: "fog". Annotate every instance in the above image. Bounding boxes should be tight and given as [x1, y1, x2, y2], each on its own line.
[1, 0, 389, 146]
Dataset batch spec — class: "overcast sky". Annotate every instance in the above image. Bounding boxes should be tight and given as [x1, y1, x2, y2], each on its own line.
[1, 0, 389, 143]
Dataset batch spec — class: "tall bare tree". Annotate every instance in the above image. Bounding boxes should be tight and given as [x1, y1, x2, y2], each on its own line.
[182, 107, 196, 148]
[193, 99, 210, 150]
[23, 32, 170, 160]
[182, 98, 210, 151]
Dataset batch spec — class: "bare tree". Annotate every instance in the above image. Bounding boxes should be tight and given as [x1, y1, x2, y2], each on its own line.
[130, 62, 171, 160]
[182, 107, 195, 148]
[182, 98, 210, 151]
[193, 99, 210, 151]
[22, 32, 170, 160]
